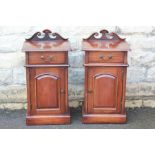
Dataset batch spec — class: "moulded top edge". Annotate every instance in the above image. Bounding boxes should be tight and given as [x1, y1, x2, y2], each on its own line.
[82, 40, 130, 52]
[22, 40, 70, 52]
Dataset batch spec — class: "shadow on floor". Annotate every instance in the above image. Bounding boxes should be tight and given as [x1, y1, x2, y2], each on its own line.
[0, 107, 154, 129]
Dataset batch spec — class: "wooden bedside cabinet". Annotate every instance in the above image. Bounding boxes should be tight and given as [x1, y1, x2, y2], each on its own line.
[22, 29, 71, 125]
[82, 30, 130, 124]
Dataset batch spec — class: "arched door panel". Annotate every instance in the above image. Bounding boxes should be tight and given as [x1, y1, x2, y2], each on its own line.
[87, 67, 123, 114]
[36, 74, 60, 109]
[29, 67, 66, 115]
[93, 74, 117, 108]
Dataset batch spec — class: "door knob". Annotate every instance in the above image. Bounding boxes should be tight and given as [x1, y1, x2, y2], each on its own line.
[60, 89, 65, 94]
[88, 90, 93, 93]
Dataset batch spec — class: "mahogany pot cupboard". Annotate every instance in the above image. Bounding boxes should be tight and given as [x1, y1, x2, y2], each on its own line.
[22, 29, 71, 125]
[82, 30, 130, 124]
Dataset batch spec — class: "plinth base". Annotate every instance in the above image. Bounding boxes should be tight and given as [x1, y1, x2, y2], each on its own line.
[26, 113, 71, 125]
[82, 113, 126, 124]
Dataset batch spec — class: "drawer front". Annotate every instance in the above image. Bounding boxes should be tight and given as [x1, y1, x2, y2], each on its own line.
[88, 51, 125, 63]
[28, 51, 67, 64]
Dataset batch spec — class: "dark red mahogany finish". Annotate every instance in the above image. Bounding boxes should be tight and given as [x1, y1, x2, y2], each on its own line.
[82, 30, 130, 124]
[22, 29, 71, 125]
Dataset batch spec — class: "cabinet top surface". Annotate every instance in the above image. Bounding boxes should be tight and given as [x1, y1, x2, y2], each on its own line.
[82, 29, 130, 52]
[22, 29, 70, 52]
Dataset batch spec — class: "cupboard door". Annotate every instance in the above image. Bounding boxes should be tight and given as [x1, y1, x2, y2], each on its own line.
[29, 67, 66, 115]
[87, 67, 123, 114]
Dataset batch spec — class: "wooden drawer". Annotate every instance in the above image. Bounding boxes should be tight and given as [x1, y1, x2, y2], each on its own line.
[87, 51, 125, 63]
[28, 51, 67, 64]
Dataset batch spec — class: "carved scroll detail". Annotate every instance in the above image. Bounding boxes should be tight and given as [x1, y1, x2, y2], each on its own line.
[26, 29, 68, 41]
[84, 29, 125, 41]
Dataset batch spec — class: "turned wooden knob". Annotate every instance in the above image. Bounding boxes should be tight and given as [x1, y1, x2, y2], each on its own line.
[99, 54, 104, 60]
[40, 55, 45, 60]
[88, 90, 93, 93]
[48, 55, 54, 61]
[109, 54, 113, 59]
[60, 89, 65, 94]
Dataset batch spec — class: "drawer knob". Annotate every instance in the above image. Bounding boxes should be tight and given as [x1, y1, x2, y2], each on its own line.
[40, 55, 45, 60]
[109, 54, 113, 59]
[99, 54, 104, 60]
[48, 55, 54, 61]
